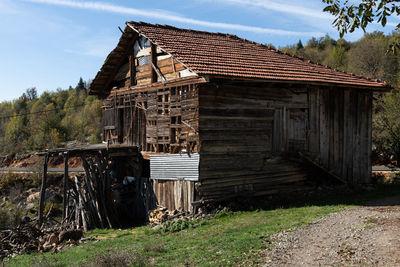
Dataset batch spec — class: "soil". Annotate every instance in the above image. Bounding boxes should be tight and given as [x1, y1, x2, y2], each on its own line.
[265, 195, 400, 266]
[3, 154, 82, 169]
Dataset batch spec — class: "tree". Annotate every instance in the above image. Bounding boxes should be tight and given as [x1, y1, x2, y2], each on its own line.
[348, 32, 398, 85]
[324, 45, 347, 70]
[25, 88, 38, 101]
[75, 77, 87, 94]
[323, 0, 400, 37]
[296, 40, 304, 50]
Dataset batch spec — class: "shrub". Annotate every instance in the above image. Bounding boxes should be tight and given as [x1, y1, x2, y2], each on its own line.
[92, 250, 147, 267]
[0, 204, 24, 230]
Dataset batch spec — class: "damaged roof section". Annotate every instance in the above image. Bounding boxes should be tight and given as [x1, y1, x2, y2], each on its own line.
[89, 21, 391, 96]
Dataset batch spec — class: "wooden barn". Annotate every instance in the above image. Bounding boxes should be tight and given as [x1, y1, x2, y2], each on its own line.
[89, 21, 391, 211]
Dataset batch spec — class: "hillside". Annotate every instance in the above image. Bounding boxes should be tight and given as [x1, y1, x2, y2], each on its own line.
[0, 79, 102, 156]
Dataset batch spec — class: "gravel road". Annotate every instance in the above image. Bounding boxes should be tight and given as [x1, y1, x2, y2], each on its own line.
[265, 195, 400, 266]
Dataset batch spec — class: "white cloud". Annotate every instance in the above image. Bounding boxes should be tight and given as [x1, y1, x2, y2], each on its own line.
[213, 0, 331, 20]
[65, 34, 116, 57]
[25, 0, 324, 37]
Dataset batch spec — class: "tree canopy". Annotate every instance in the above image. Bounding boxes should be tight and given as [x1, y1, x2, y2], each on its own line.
[0, 80, 102, 155]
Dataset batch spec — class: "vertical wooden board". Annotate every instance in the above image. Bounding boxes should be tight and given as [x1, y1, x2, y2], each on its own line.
[361, 94, 369, 182]
[172, 181, 177, 210]
[319, 89, 329, 167]
[333, 89, 343, 176]
[158, 181, 162, 207]
[337, 89, 344, 178]
[283, 106, 288, 151]
[308, 88, 319, 153]
[182, 181, 187, 211]
[188, 182, 193, 212]
[191, 181, 195, 212]
[272, 109, 281, 152]
[182, 182, 186, 212]
[328, 89, 335, 171]
[153, 181, 158, 206]
[352, 91, 360, 183]
[358, 93, 367, 182]
[162, 181, 167, 210]
[367, 92, 373, 183]
[179, 181, 184, 210]
[360, 93, 371, 183]
[358, 92, 368, 183]
[170, 182, 175, 211]
[342, 90, 350, 181]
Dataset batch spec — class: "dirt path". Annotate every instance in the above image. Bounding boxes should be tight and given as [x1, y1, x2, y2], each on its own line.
[265, 195, 400, 266]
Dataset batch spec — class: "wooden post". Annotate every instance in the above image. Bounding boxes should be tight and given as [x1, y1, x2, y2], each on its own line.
[129, 51, 136, 87]
[150, 43, 157, 83]
[62, 152, 69, 221]
[38, 153, 49, 226]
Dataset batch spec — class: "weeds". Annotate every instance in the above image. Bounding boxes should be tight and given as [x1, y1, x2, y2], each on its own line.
[0, 204, 25, 230]
[160, 217, 206, 233]
[143, 242, 165, 253]
[92, 250, 147, 267]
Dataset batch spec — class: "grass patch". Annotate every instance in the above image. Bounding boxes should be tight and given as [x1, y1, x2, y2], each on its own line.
[4, 184, 400, 267]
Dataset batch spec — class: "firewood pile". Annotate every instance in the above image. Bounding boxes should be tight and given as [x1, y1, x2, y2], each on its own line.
[0, 223, 83, 259]
[148, 206, 193, 225]
[62, 155, 116, 231]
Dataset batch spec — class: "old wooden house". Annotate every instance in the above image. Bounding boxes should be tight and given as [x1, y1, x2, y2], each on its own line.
[89, 21, 391, 211]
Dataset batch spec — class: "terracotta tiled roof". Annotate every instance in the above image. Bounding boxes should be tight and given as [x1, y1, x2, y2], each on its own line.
[126, 21, 390, 90]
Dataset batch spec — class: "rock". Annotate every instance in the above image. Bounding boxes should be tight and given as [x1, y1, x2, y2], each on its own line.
[152, 225, 162, 231]
[25, 203, 35, 211]
[27, 192, 40, 202]
[26, 188, 37, 195]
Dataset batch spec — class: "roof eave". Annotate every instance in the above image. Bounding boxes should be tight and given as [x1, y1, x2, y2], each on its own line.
[205, 75, 393, 92]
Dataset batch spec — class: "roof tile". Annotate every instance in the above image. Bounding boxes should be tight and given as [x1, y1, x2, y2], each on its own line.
[127, 21, 389, 89]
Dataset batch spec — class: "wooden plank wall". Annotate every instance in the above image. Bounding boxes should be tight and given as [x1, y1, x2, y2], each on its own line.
[152, 179, 195, 212]
[197, 82, 311, 201]
[112, 36, 195, 87]
[310, 88, 372, 183]
[197, 82, 373, 201]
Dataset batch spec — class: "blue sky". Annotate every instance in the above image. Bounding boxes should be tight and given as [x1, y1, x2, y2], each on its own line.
[0, 0, 396, 101]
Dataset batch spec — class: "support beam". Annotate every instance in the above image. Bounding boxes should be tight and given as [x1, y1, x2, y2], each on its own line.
[62, 152, 69, 220]
[38, 153, 49, 226]
[150, 43, 157, 83]
[129, 51, 136, 86]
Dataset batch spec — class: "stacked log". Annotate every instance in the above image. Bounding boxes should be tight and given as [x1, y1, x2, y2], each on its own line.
[0, 224, 83, 259]
[63, 154, 114, 231]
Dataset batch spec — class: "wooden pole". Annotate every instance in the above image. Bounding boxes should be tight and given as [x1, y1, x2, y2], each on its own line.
[38, 153, 49, 226]
[62, 152, 69, 221]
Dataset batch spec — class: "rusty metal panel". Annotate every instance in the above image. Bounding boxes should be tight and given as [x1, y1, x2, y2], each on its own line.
[150, 153, 199, 181]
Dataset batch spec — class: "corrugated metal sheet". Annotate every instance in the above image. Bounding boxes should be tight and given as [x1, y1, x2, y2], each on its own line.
[150, 153, 199, 181]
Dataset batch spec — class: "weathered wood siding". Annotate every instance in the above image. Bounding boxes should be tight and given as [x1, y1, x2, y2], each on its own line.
[102, 83, 200, 153]
[197, 82, 373, 201]
[112, 36, 196, 88]
[152, 180, 196, 212]
[308, 87, 372, 183]
[102, 78, 373, 209]
[197, 82, 311, 201]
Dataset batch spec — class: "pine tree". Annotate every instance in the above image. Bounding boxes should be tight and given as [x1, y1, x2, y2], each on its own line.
[296, 40, 303, 50]
[75, 77, 87, 94]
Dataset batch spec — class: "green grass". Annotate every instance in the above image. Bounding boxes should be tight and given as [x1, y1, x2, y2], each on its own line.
[4, 184, 400, 267]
